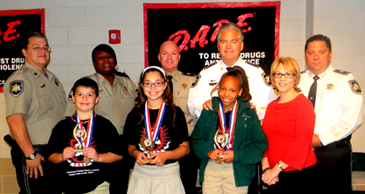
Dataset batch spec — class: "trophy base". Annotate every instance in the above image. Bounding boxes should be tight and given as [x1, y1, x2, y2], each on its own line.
[219, 154, 226, 159]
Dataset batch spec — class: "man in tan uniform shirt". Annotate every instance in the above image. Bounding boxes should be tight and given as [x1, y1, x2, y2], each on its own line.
[4, 32, 66, 194]
[158, 40, 199, 194]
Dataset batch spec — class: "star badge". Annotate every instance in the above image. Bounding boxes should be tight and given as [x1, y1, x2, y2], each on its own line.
[181, 83, 188, 90]
[9, 80, 24, 97]
[326, 83, 334, 91]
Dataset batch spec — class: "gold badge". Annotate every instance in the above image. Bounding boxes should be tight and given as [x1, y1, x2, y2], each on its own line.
[181, 83, 188, 90]
[349, 80, 361, 95]
[9, 81, 24, 97]
[326, 83, 334, 91]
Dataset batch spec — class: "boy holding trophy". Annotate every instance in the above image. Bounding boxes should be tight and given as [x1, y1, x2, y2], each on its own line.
[47, 78, 123, 193]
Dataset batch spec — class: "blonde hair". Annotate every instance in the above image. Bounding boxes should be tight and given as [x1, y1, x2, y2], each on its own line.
[270, 57, 301, 92]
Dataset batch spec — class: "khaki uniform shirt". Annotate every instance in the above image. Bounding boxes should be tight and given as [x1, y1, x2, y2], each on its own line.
[170, 70, 196, 135]
[65, 73, 137, 135]
[4, 62, 66, 145]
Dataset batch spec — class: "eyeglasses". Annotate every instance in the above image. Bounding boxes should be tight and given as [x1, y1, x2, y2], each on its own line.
[272, 72, 295, 79]
[28, 47, 51, 53]
[142, 81, 165, 87]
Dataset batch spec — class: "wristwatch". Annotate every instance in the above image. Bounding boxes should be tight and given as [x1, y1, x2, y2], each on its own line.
[25, 151, 38, 160]
[277, 161, 284, 171]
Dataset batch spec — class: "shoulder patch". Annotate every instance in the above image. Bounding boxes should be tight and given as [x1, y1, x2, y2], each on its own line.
[9, 80, 24, 97]
[261, 73, 272, 87]
[333, 69, 350, 76]
[348, 80, 362, 95]
[203, 61, 217, 70]
[182, 72, 195, 77]
[191, 74, 201, 88]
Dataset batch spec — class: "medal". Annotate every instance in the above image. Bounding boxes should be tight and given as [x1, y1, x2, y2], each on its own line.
[68, 111, 96, 167]
[215, 100, 238, 152]
[141, 101, 166, 160]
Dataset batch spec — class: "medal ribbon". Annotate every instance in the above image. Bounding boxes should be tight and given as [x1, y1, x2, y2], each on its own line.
[75, 110, 95, 148]
[218, 100, 238, 150]
[144, 101, 166, 144]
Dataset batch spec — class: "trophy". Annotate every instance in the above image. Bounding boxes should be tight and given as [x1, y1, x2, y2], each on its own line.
[140, 133, 155, 161]
[214, 129, 228, 159]
[73, 123, 92, 164]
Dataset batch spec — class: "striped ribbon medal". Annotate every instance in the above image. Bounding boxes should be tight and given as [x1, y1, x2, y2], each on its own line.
[217, 100, 238, 151]
[143, 101, 166, 154]
[69, 111, 95, 167]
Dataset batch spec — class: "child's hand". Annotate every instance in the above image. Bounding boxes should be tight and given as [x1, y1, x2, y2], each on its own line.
[207, 149, 222, 160]
[149, 152, 167, 166]
[250, 102, 257, 112]
[62, 147, 75, 161]
[203, 100, 213, 110]
[220, 150, 234, 163]
[83, 147, 99, 161]
[134, 151, 149, 166]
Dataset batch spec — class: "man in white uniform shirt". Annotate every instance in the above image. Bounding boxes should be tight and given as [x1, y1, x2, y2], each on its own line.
[299, 34, 363, 194]
[188, 22, 276, 120]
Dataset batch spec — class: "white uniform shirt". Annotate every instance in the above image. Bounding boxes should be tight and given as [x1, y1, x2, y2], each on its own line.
[188, 58, 276, 120]
[298, 66, 364, 146]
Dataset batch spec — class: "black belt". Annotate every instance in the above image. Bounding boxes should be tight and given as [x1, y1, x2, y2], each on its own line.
[4, 134, 47, 153]
[319, 135, 351, 150]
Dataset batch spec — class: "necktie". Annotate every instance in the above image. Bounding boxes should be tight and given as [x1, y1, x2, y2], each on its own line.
[308, 75, 320, 107]
[167, 75, 173, 94]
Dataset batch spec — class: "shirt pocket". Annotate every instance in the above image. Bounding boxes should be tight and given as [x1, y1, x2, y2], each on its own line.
[318, 90, 341, 115]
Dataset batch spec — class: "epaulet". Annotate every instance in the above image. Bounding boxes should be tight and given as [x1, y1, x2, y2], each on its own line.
[301, 70, 306, 74]
[333, 69, 350, 76]
[203, 61, 217, 70]
[246, 61, 259, 68]
[115, 71, 131, 79]
[182, 72, 195, 77]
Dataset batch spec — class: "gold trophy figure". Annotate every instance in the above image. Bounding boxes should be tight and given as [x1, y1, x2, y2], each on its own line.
[214, 129, 228, 159]
[140, 133, 155, 161]
[73, 123, 92, 164]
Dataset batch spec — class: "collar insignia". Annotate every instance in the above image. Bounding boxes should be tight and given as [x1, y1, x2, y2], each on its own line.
[55, 79, 59, 87]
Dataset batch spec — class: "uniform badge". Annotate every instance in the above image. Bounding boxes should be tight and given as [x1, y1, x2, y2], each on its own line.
[191, 74, 201, 88]
[123, 86, 128, 92]
[55, 79, 59, 87]
[261, 73, 272, 87]
[9, 81, 24, 97]
[181, 83, 188, 90]
[326, 83, 334, 91]
[209, 80, 217, 86]
[348, 80, 362, 95]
